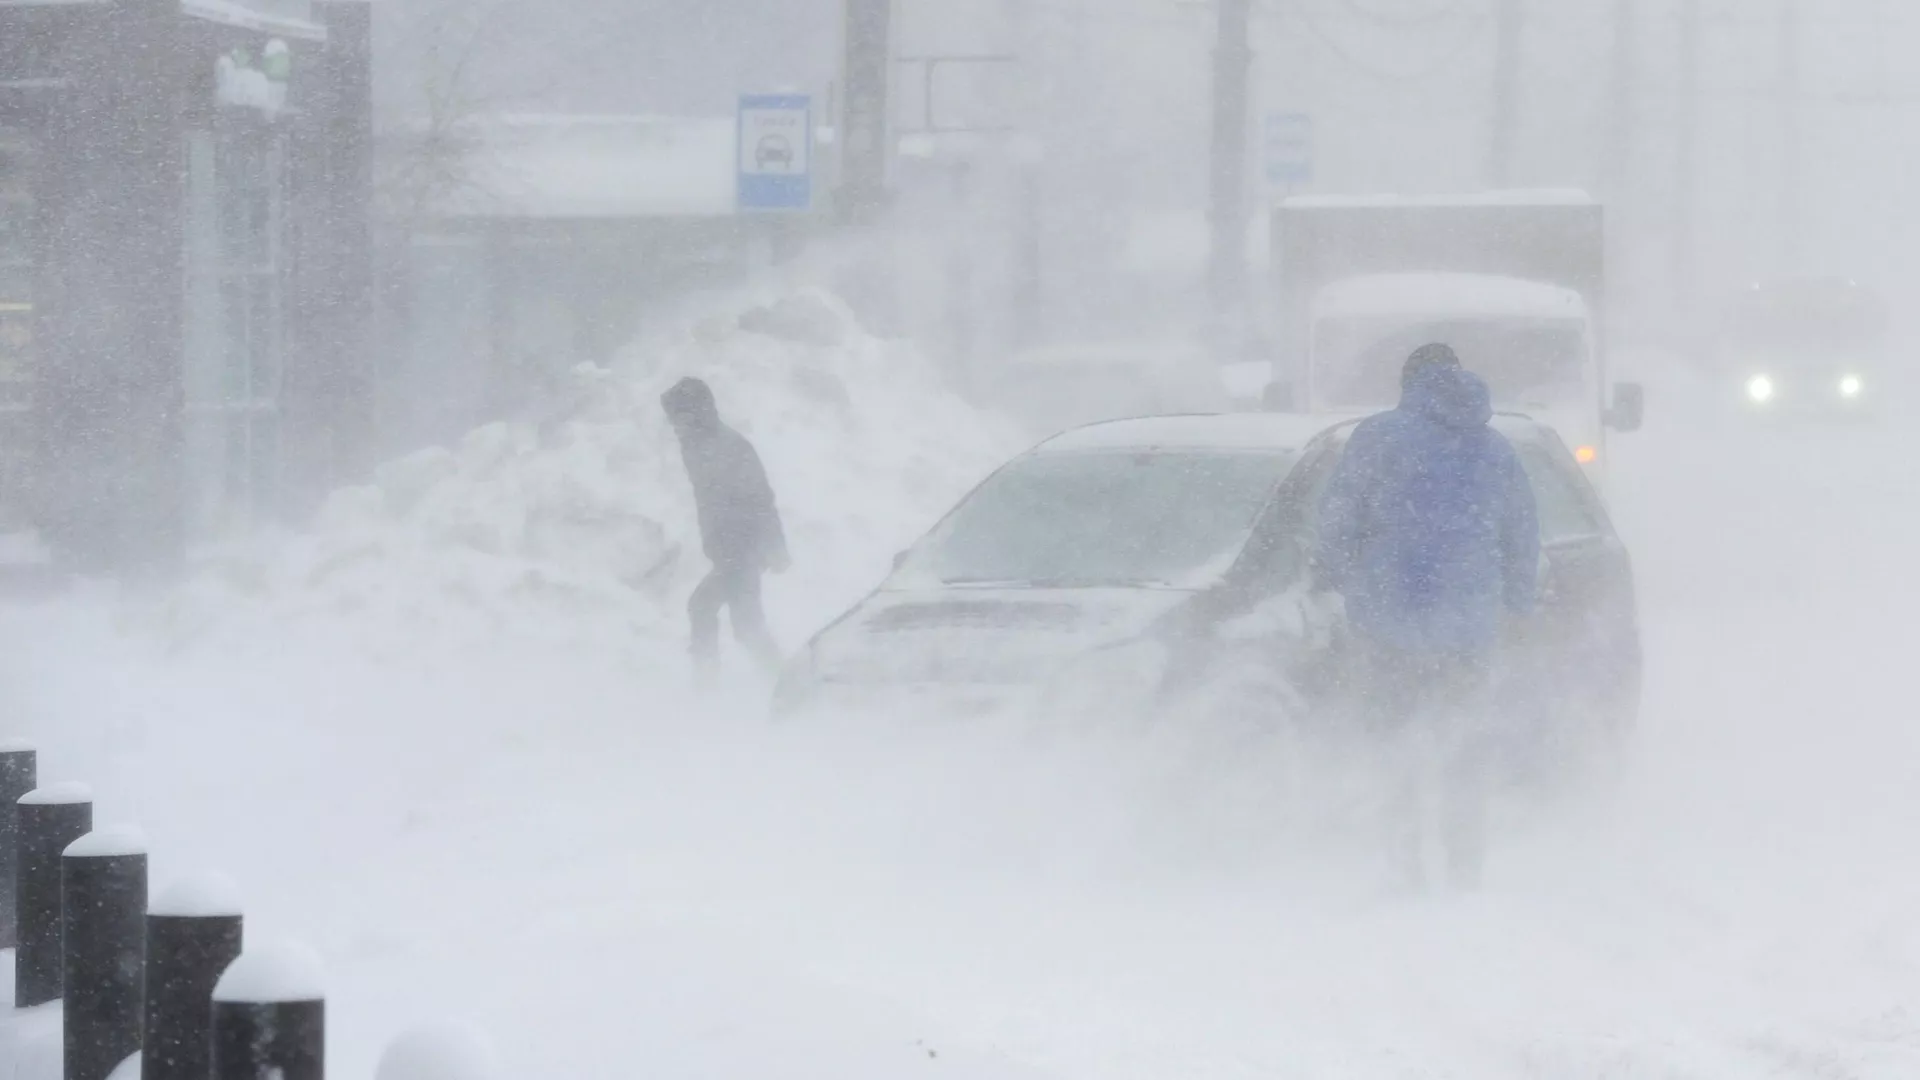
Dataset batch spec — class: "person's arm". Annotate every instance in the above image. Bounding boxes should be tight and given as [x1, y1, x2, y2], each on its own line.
[1312, 430, 1378, 593]
[1498, 445, 1541, 615]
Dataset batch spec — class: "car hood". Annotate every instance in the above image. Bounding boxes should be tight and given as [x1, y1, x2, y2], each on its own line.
[807, 587, 1196, 686]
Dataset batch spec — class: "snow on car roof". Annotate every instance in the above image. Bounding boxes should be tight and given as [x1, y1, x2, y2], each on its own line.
[1313, 273, 1589, 321]
[1282, 189, 1595, 210]
[1035, 413, 1342, 454]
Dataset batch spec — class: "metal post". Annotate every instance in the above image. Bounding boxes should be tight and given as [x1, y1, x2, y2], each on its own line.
[16, 782, 92, 1008]
[63, 827, 147, 1080]
[212, 943, 326, 1080]
[838, 0, 894, 223]
[144, 876, 244, 1080]
[1209, 0, 1254, 332]
[0, 741, 36, 949]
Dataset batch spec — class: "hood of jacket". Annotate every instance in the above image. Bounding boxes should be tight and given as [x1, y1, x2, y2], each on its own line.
[1402, 364, 1494, 433]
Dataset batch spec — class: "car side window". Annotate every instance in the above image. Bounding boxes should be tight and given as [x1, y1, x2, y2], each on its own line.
[1297, 443, 1344, 533]
[1515, 444, 1602, 544]
[1227, 449, 1333, 595]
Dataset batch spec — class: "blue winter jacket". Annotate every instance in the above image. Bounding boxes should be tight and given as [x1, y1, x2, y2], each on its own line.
[1314, 365, 1540, 655]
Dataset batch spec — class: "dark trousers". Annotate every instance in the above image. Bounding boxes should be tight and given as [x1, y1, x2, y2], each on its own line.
[1351, 641, 1493, 888]
[689, 560, 778, 670]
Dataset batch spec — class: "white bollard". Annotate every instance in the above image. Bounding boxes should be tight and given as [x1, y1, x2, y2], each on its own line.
[376, 1023, 501, 1080]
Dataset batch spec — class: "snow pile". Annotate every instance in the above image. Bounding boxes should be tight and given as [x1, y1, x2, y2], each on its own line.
[150, 291, 1022, 664]
[376, 1025, 501, 1080]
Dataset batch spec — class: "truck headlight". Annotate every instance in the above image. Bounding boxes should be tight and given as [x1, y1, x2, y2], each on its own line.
[1746, 374, 1776, 403]
[1839, 375, 1864, 398]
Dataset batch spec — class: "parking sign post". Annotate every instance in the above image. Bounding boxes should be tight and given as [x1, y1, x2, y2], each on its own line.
[738, 94, 813, 212]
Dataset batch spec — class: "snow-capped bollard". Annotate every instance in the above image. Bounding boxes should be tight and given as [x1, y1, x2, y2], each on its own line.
[0, 740, 36, 949]
[16, 782, 93, 1008]
[63, 826, 148, 1080]
[376, 1023, 501, 1080]
[212, 942, 326, 1080]
[143, 875, 243, 1080]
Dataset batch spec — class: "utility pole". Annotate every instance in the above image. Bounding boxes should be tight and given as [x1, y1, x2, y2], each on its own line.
[1208, 0, 1254, 338]
[1777, 0, 1804, 267]
[1672, 0, 1701, 319]
[838, 0, 893, 224]
[1486, 0, 1524, 187]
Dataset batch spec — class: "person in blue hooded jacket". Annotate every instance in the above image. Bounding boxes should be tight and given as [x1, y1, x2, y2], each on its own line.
[1314, 343, 1540, 889]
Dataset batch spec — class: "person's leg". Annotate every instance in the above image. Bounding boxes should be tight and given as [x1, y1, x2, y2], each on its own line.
[1357, 642, 1430, 890]
[723, 565, 781, 674]
[1438, 653, 1495, 888]
[687, 567, 726, 673]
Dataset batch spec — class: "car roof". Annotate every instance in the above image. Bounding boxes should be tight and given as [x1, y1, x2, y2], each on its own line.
[1033, 410, 1570, 456]
[1033, 412, 1348, 454]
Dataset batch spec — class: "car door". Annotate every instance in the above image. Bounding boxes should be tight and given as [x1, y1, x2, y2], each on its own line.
[1509, 433, 1642, 721]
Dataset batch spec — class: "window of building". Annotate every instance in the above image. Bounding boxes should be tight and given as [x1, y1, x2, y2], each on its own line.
[0, 128, 36, 534]
[184, 117, 287, 540]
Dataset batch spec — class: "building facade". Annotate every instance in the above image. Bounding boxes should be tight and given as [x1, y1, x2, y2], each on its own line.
[0, 0, 372, 573]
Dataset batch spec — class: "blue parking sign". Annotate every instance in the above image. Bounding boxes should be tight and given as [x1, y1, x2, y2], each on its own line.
[738, 94, 812, 212]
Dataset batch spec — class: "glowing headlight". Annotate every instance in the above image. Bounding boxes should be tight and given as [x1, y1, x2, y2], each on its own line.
[1839, 375, 1864, 398]
[1746, 374, 1776, 403]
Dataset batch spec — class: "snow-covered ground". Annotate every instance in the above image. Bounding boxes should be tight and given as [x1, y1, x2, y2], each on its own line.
[7, 332, 1920, 1079]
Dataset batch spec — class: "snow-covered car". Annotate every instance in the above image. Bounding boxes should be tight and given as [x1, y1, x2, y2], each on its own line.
[774, 411, 1641, 761]
[773, 413, 1334, 720]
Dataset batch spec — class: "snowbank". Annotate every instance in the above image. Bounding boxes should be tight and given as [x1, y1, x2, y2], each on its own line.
[147, 291, 1022, 666]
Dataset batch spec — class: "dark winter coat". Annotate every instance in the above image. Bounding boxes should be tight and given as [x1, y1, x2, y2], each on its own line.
[664, 381, 787, 570]
[1314, 364, 1540, 655]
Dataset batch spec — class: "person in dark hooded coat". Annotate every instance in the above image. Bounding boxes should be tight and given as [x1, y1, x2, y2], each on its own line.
[1315, 343, 1540, 889]
[662, 377, 789, 675]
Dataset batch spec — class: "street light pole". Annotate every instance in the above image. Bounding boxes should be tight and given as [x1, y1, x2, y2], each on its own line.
[1209, 0, 1254, 338]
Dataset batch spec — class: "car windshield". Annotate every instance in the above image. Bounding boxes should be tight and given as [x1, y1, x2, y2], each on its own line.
[1314, 317, 1589, 409]
[896, 450, 1295, 589]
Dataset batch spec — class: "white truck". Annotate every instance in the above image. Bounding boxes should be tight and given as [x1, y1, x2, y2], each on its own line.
[1269, 190, 1642, 483]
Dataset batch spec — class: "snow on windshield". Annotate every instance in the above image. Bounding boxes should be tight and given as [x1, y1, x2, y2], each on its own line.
[897, 450, 1294, 589]
[1314, 317, 1589, 409]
